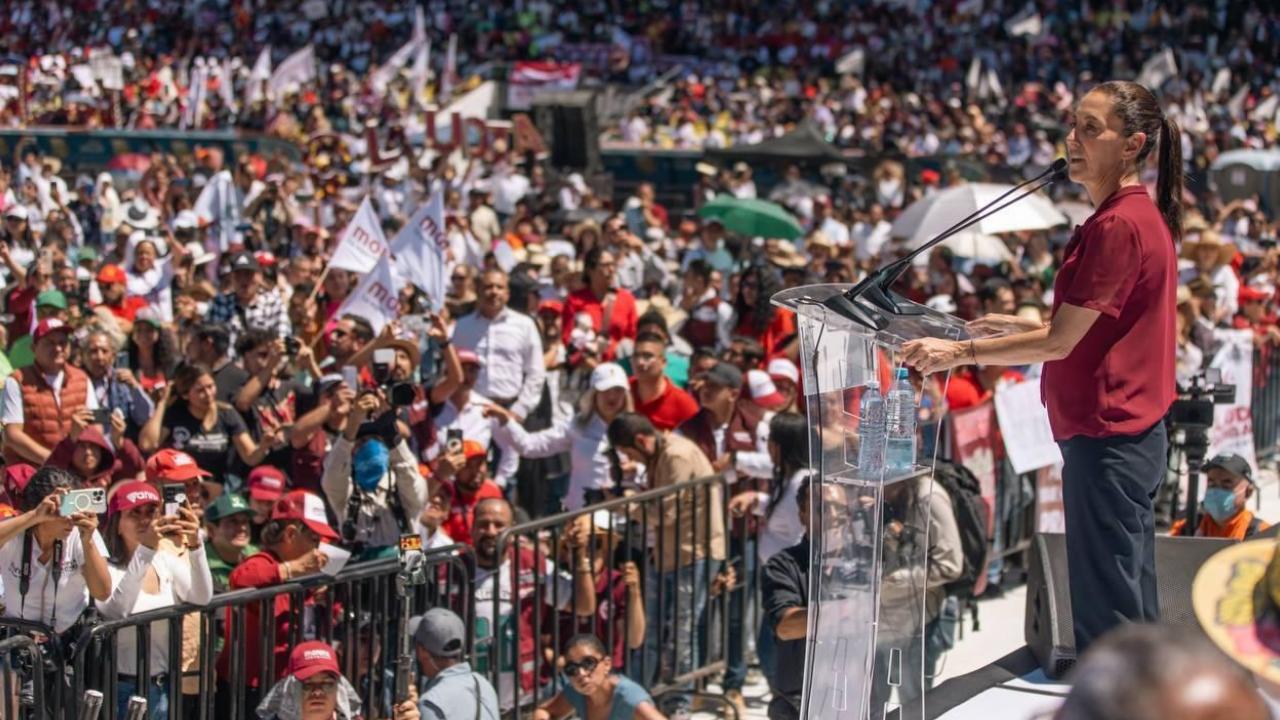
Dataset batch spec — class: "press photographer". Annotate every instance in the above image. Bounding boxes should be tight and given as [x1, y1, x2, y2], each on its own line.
[320, 386, 428, 561]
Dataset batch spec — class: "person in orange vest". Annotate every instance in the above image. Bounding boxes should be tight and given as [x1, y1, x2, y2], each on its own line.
[1171, 453, 1270, 540]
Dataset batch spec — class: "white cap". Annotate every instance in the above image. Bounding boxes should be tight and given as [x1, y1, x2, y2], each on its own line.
[590, 362, 629, 392]
[746, 369, 786, 410]
[767, 358, 799, 385]
[4, 205, 28, 221]
[172, 210, 199, 230]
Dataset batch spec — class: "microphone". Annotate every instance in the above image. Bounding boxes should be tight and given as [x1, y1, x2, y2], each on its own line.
[823, 158, 1069, 329]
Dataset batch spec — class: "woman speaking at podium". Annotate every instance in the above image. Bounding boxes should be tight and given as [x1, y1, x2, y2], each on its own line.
[903, 80, 1181, 654]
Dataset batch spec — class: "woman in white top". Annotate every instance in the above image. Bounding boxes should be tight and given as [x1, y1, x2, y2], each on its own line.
[486, 362, 634, 511]
[99, 481, 214, 720]
[125, 231, 188, 324]
[726, 411, 810, 690]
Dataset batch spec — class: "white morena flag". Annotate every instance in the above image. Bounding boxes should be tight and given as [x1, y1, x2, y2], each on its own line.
[371, 38, 419, 96]
[1005, 11, 1042, 37]
[329, 197, 390, 273]
[192, 169, 242, 252]
[337, 254, 401, 333]
[1137, 48, 1177, 90]
[834, 48, 865, 76]
[413, 5, 426, 43]
[268, 45, 315, 97]
[1211, 67, 1232, 97]
[219, 57, 236, 109]
[410, 40, 432, 103]
[246, 46, 271, 105]
[390, 189, 448, 308]
[440, 33, 458, 101]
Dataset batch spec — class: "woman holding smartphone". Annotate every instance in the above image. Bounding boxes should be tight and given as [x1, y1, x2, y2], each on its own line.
[98, 481, 213, 719]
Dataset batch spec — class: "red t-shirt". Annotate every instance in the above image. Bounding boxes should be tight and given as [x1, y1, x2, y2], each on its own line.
[5, 285, 36, 348]
[562, 287, 639, 361]
[1041, 186, 1176, 440]
[631, 377, 699, 431]
[442, 479, 504, 546]
[215, 550, 327, 689]
[734, 308, 797, 364]
[97, 296, 149, 323]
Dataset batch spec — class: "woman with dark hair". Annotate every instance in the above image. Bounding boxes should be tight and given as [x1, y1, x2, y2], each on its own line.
[128, 309, 180, 397]
[731, 263, 797, 364]
[727, 411, 811, 688]
[562, 247, 638, 365]
[533, 634, 664, 720]
[903, 80, 1182, 654]
[99, 481, 212, 719]
[140, 363, 284, 481]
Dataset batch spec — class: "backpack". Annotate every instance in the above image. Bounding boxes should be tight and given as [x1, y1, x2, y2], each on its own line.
[930, 459, 989, 601]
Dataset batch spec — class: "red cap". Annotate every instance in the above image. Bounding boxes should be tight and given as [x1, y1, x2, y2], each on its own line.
[537, 299, 564, 316]
[32, 319, 71, 344]
[145, 449, 212, 484]
[287, 641, 342, 681]
[96, 264, 127, 285]
[4, 463, 36, 498]
[271, 490, 340, 540]
[254, 250, 277, 267]
[1240, 286, 1271, 304]
[109, 481, 162, 515]
[247, 466, 287, 502]
[462, 440, 487, 461]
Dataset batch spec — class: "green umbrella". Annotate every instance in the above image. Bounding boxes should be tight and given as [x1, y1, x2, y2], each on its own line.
[696, 195, 803, 240]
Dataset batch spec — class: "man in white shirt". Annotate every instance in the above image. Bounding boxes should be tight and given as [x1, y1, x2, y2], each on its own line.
[468, 185, 502, 248]
[853, 203, 894, 264]
[813, 198, 851, 251]
[451, 271, 545, 421]
[425, 350, 517, 486]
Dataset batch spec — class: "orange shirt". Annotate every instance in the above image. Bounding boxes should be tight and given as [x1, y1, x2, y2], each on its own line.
[1170, 510, 1269, 540]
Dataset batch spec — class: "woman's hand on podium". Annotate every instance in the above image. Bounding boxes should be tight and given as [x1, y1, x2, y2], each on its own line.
[901, 337, 968, 375]
[966, 313, 1045, 336]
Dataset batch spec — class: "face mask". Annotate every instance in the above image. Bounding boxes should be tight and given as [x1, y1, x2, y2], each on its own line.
[353, 439, 390, 492]
[1203, 487, 1239, 525]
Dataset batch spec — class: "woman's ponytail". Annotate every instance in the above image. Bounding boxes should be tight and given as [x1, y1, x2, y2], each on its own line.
[1156, 115, 1184, 242]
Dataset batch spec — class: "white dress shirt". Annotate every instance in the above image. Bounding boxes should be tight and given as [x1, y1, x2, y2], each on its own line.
[424, 391, 518, 485]
[498, 413, 613, 511]
[451, 308, 546, 419]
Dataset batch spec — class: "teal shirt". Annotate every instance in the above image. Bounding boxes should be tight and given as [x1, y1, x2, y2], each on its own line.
[563, 675, 654, 720]
[618, 349, 689, 389]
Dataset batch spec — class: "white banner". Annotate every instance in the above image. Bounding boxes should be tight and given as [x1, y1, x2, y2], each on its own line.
[192, 169, 241, 251]
[1137, 48, 1178, 90]
[336, 255, 401, 333]
[409, 40, 432, 103]
[390, 190, 448, 308]
[328, 197, 390, 273]
[268, 45, 315, 96]
[371, 38, 418, 96]
[994, 379, 1063, 475]
[1207, 329, 1256, 468]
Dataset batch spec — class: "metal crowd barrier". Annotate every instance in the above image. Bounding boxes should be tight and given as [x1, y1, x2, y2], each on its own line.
[490, 474, 734, 717]
[1253, 348, 1280, 460]
[1, 544, 473, 720]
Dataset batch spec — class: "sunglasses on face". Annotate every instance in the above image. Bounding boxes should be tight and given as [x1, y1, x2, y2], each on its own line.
[563, 656, 602, 678]
[301, 678, 338, 696]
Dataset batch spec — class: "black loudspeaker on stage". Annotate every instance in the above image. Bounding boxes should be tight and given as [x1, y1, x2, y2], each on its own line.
[530, 91, 600, 171]
[1024, 532, 1234, 679]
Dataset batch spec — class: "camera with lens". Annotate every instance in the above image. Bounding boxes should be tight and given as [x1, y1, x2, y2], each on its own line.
[371, 348, 416, 407]
[1170, 368, 1236, 431]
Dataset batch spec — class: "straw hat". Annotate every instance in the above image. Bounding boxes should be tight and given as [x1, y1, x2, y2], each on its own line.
[1181, 230, 1235, 266]
[635, 294, 687, 333]
[1192, 537, 1280, 687]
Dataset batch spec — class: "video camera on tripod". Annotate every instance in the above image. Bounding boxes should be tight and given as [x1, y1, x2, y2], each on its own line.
[395, 534, 428, 704]
[1167, 368, 1237, 530]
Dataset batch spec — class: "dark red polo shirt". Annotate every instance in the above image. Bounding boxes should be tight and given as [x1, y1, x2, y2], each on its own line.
[1041, 186, 1176, 440]
[631, 376, 699, 431]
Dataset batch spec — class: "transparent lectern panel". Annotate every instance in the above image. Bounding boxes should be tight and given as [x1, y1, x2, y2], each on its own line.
[773, 284, 964, 720]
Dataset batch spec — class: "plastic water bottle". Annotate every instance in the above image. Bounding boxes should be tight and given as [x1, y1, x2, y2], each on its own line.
[885, 367, 917, 472]
[857, 382, 885, 477]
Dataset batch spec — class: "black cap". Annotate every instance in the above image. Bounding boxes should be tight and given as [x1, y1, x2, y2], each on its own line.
[703, 362, 743, 390]
[229, 251, 261, 273]
[1203, 453, 1254, 484]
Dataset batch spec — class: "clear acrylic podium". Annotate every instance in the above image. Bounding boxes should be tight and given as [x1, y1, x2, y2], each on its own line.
[772, 284, 968, 720]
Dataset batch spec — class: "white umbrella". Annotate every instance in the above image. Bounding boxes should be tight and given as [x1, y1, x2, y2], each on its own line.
[892, 182, 1068, 242]
[909, 230, 1013, 264]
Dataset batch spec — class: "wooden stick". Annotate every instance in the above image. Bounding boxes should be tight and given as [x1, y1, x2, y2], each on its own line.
[308, 264, 332, 303]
